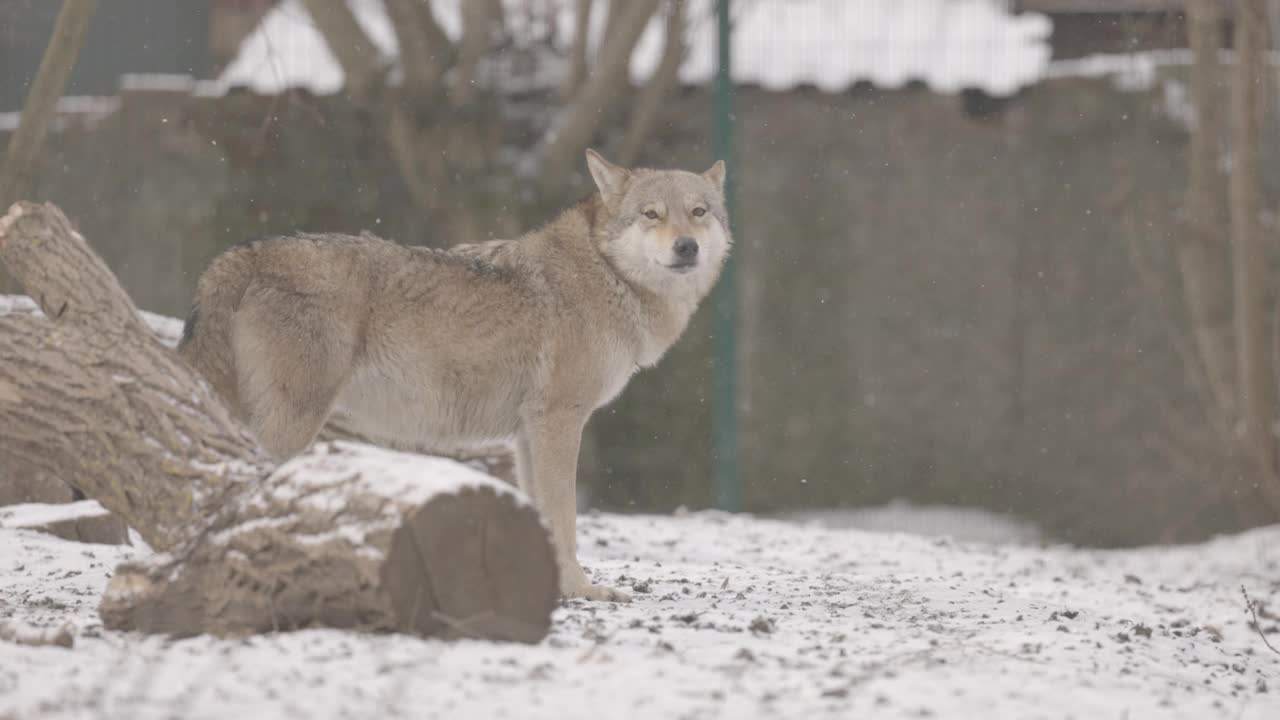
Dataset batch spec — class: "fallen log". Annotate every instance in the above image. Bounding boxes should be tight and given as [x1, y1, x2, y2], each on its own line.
[0, 202, 557, 641]
[101, 441, 557, 641]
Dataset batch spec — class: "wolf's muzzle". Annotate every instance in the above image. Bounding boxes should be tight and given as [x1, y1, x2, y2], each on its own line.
[673, 236, 699, 261]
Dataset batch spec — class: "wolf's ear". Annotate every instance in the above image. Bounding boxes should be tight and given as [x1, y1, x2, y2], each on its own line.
[585, 148, 630, 200]
[703, 160, 726, 193]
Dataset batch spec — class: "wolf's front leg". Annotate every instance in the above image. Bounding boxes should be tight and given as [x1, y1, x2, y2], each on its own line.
[517, 414, 631, 603]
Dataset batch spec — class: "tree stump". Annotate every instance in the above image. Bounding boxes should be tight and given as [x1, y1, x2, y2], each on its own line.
[0, 201, 558, 641]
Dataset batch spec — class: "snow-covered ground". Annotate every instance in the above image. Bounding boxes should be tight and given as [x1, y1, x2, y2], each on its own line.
[2, 508, 1278, 719]
[777, 499, 1045, 545]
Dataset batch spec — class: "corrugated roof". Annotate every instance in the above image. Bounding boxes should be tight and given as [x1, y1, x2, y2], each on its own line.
[219, 0, 1052, 98]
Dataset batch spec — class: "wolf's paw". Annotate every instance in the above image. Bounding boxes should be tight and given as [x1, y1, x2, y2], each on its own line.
[561, 577, 632, 603]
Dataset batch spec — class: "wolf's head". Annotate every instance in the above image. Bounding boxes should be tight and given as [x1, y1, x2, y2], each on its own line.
[585, 149, 731, 301]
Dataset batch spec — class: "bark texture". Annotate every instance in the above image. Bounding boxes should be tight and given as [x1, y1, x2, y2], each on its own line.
[0, 203, 267, 550]
[0, 202, 557, 641]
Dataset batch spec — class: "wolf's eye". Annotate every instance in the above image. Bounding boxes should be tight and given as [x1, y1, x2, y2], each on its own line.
[692, 207, 707, 217]
[644, 209, 660, 220]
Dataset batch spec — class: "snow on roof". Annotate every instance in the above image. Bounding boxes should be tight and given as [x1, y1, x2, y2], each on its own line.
[220, 0, 1053, 98]
[0, 95, 120, 133]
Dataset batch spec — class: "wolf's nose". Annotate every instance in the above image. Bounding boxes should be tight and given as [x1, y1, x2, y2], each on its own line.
[673, 237, 699, 260]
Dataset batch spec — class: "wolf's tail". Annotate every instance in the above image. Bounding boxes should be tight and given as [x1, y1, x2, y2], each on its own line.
[178, 246, 256, 417]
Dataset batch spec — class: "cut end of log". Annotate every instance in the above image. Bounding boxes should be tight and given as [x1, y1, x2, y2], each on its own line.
[382, 484, 559, 644]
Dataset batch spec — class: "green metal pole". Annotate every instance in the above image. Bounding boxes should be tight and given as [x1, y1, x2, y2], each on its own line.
[712, 0, 739, 512]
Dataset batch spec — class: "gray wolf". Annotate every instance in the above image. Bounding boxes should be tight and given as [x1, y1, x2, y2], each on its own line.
[179, 150, 731, 601]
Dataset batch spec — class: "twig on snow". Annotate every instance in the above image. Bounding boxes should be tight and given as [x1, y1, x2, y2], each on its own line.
[1240, 585, 1280, 655]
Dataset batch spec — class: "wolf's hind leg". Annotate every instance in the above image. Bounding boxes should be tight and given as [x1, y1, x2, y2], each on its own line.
[231, 286, 357, 459]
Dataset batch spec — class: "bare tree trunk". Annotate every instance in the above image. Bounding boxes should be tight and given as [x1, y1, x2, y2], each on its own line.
[298, 0, 385, 98]
[0, 0, 96, 207]
[384, 0, 450, 97]
[387, 108, 445, 214]
[561, 0, 594, 99]
[451, 0, 498, 107]
[539, 0, 661, 186]
[0, 202, 558, 641]
[0, 0, 96, 294]
[1180, 0, 1236, 428]
[619, 0, 686, 166]
[304, 0, 461, 223]
[602, 0, 628, 48]
[1228, 0, 1280, 511]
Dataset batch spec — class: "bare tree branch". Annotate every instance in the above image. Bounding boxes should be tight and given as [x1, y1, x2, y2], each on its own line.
[619, 0, 686, 166]
[0, 0, 96, 207]
[1242, 585, 1280, 655]
[540, 0, 661, 186]
[602, 0, 628, 47]
[299, 0, 385, 98]
[561, 0, 594, 100]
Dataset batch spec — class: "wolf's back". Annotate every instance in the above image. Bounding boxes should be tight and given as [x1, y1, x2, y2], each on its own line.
[178, 244, 258, 415]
